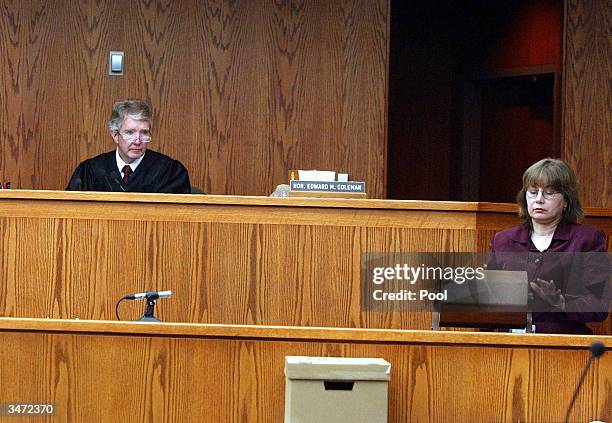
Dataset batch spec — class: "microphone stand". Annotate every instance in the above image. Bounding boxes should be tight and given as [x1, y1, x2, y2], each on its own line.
[115, 290, 171, 322]
[138, 296, 161, 322]
[564, 341, 606, 423]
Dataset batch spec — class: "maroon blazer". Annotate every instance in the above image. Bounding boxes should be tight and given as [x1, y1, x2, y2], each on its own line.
[490, 221, 609, 334]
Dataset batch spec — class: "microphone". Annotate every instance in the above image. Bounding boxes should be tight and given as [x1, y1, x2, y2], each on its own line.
[564, 341, 606, 423]
[102, 174, 115, 191]
[115, 290, 172, 322]
[100, 170, 126, 192]
[112, 176, 127, 191]
[122, 290, 172, 300]
[589, 341, 605, 358]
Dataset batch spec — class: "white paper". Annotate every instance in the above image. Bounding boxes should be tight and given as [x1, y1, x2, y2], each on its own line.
[298, 170, 336, 181]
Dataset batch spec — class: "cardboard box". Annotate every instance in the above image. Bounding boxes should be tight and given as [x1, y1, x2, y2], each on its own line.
[284, 356, 391, 423]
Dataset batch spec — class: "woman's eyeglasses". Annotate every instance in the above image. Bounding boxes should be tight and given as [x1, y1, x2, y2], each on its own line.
[526, 187, 560, 200]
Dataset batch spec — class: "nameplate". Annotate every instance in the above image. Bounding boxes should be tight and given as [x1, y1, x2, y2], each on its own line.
[290, 180, 366, 193]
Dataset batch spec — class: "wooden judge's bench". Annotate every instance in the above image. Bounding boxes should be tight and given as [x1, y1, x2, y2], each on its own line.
[0, 190, 610, 422]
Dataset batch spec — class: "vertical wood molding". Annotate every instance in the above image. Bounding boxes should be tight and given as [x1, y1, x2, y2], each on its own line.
[0, 0, 388, 197]
[562, 0, 612, 207]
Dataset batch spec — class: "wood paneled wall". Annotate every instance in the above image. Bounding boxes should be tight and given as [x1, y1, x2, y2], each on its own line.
[1, 319, 610, 423]
[562, 0, 612, 207]
[1, 192, 611, 333]
[0, 194, 489, 329]
[0, 0, 388, 197]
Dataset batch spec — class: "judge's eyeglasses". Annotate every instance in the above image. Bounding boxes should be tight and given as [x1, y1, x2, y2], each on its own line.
[118, 130, 151, 143]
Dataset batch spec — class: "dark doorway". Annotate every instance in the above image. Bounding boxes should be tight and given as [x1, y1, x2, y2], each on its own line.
[478, 73, 555, 202]
[387, 0, 563, 201]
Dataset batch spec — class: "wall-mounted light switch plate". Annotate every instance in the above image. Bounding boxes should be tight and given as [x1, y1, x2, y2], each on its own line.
[109, 51, 124, 75]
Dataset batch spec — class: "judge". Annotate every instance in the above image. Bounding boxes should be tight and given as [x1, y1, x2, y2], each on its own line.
[66, 99, 191, 193]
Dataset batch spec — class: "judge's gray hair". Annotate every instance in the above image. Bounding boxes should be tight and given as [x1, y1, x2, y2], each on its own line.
[108, 99, 153, 131]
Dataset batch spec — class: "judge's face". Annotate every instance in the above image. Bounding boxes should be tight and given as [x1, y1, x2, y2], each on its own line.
[111, 117, 151, 164]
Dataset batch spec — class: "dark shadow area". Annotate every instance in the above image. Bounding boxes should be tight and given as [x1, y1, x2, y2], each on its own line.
[387, 0, 561, 201]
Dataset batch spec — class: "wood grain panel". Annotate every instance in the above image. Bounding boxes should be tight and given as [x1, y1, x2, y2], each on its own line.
[562, 0, 612, 207]
[2, 317, 606, 347]
[0, 320, 610, 422]
[0, 0, 388, 197]
[1, 193, 610, 334]
[0, 217, 449, 328]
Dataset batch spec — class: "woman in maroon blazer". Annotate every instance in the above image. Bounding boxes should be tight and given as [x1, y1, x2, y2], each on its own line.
[490, 158, 609, 334]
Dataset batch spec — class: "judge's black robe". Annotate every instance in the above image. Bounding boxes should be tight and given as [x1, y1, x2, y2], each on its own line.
[66, 150, 191, 193]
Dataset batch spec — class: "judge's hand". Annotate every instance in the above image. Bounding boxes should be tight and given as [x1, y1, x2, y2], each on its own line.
[530, 278, 565, 311]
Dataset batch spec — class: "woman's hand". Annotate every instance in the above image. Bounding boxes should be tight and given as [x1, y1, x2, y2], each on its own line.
[530, 278, 566, 311]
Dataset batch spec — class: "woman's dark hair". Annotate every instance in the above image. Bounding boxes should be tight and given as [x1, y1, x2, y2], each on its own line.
[516, 158, 583, 225]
